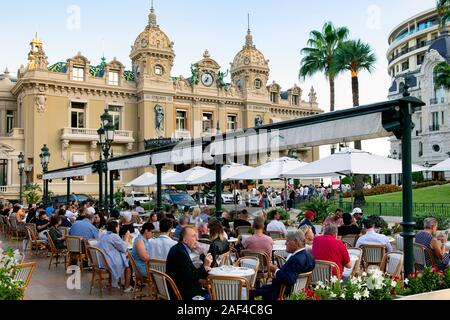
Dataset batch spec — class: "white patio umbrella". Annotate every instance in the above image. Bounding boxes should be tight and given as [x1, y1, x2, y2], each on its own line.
[189, 163, 254, 184]
[282, 148, 427, 178]
[164, 166, 215, 185]
[124, 172, 154, 187]
[228, 157, 306, 210]
[126, 170, 181, 187]
[230, 157, 306, 180]
[430, 158, 450, 172]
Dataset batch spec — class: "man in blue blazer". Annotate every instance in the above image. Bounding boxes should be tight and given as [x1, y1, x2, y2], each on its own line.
[250, 230, 315, 301]
[166, 226, 213, 300]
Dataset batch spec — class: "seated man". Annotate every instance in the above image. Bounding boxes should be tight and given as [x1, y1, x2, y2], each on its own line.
[299, 211, 317, 235]
[233, 210, 252, 231]
[355, 218, 392, 252]
[148, 218, 177, 260]
[312, 224, 352, 278]
[338, 212, 361, 236]
[323, 209, 344, 228]
[267, 211, 287, 237]
[242, 216, 273, 261]
[173, 215, 189, 239]
[69, 213, 99, 241]
[166, 226, 213, 300]
[250, 230, 315, 301]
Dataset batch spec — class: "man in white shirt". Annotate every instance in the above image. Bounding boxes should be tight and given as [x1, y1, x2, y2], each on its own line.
[148, 218, 177, 260]
[355, 218, 392, 252]
[65, 205, 78, 221]
[267, 211, 287, 236]
[86, 201, 96, 215]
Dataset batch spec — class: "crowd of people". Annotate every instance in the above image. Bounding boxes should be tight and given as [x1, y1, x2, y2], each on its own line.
[2, 195, 448, 301]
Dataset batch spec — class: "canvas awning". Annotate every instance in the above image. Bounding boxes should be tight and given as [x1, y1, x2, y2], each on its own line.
[43, 165, 94, 180]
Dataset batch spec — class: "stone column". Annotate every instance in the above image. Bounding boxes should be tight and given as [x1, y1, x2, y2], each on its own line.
[0, 109, 6, 135]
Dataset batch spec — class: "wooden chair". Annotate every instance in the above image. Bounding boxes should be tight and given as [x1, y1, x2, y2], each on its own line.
[198, 238, 212, 245]
[274, 252, 287, 269]
[360, 245, 387, 272]
[268, 231, 285, 240]
[13, 262, 36, 299]
[148, 269, 182, 300]
[413, 243, 437, 271]
[46, 231, 67, 269]
[394, 234, 404, 251]
[381, 251, 403, 279]
[152, 231, 161, 239]
[65, 235, 86, 272]
[9, 216, 26, 240]
[279, 271, 312, 298]
[341, 234, 359, 247]
[4, 217, 13, 240]
[217, 251, 231, 267]
[235, 226, 252, 237]
[128, 252, 150, 300]
[347, 248, 362, 275]
[86, 246, 113, 299]
[207, 275, 250, 300]
[148, 259, 166, 273]
[58, 227, 70, 236]
[341, 240, 353, 249]
[311, 260, 340, 287]
[234, 257, 259, 288]
[240, 250, 271, 286]
[25, 225, 47, 256]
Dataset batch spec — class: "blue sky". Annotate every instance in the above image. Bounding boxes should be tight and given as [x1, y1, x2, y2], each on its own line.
[0, 0, 438, 156]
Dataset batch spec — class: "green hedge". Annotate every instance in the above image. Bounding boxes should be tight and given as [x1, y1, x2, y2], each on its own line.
[413, 212, 450, 230]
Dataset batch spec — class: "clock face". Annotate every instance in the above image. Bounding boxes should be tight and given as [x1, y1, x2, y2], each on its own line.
[201, 72, 214, 87]
[244, 57, 250, 65]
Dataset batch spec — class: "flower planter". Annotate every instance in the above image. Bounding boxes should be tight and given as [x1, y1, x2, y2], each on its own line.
[396, 289, 450, 300]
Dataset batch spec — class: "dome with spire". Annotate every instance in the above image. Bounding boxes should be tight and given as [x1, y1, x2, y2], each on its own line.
[230, 29, 269, 74]
[130, 4, 174, 59]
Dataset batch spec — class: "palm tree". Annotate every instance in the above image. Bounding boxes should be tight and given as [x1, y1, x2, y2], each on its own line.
[437, 0, 450, 32]
[334, 39, 376, 207]
[299, 22, 349, 112]
[334, 39, 376, 107]
[434, 61, 450, 90]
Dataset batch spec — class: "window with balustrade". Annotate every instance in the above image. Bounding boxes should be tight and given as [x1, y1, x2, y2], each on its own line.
[108, 105, 121, 130]
[70, 102, 85, 129]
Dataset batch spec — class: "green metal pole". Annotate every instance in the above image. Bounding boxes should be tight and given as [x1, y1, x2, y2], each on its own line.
[98, 161, 103, 210]
[19, 171, 23, 204]
[338, 176, 343, 209]
[109, 170, 114, 214]
[66, 177, 71, 205]
[401, 101, 415, 277]
[104, 165, 108, 212]
[156, 165, 163, 211]
[215, 162, 222, 218]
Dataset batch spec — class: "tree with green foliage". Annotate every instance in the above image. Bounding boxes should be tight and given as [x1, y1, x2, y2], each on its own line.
[299, 22, 349, 112]
[333, 39, 376, 207]
[23, 184, 42, 205]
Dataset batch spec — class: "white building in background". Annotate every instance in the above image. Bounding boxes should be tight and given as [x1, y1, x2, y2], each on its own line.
[387, 7, 450, 180]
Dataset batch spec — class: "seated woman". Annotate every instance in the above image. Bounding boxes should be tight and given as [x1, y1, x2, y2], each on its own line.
[338, 212, 361, 236]
[119, 211, 135, 238]
[190, 207, 202, 226]
[299, 224, 314, 253]
[131, 222, 155, 277]
[48, 215, 67, 249]
[415, 217, 450, 271]
[149, 212, 159, 231]
[98, 220, 133, 292]
[93, 211, 107, 230]
[208, 219, 230, 267]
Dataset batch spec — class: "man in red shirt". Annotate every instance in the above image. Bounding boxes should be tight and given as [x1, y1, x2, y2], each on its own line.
[312, 224, 351, 277]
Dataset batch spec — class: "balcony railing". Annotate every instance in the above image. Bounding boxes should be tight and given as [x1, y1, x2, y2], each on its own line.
[61, 127, 134, 143]
[388, 40, 433, 63]
[430, 98, 438, 105]
[0, 186, 18, 193]
[174, 130, 191, 140]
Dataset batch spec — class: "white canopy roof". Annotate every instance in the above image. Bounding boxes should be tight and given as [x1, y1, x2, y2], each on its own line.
[283, 149, 426, 178]
[125, 170, 181, 187]
[189, 163, 254, 184]
[430, 158, 450, 172]
[230, 157, 306, 180]
[164, 166, 215, 185]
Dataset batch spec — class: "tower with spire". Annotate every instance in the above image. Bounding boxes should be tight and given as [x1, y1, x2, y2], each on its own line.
[230, 15, 269, 101]
[27, 33, 48, 71]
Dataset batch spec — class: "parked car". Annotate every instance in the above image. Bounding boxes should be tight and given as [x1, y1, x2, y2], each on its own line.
[124, 191, 152, 206]
[162, 190, 199, 210]
[250, 194, 282, 207]
[220, 191, 241, 204]
[52, 194, 95, 205]
[191, 192, 214, 205]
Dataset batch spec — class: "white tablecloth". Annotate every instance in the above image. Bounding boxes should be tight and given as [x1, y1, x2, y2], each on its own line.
[209, 266, 255, 278]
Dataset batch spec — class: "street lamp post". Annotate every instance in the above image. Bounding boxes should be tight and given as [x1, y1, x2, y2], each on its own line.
[17, 152, 25, 204]
[39, 145, 50, 206]
[424, 161, 430, 182]
[392, 150, 398, 185]
[97, 109, 115, 212]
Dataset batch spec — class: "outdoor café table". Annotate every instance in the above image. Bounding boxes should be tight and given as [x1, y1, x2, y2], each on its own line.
[209, 266, 255, 284]
[342, 255, 359, 280]
[272, 240, 286, 252]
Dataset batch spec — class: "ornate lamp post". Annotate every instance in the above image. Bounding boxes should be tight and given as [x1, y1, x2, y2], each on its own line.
[39, 145, 50, 206]
[97, 109, 115, 211]
[424, 161, 430, 182]
[392, 150, 398, 185]
[17, 152, 25, 204]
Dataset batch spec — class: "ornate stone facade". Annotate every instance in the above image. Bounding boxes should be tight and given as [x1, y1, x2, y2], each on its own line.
[0, 5, 323, 200]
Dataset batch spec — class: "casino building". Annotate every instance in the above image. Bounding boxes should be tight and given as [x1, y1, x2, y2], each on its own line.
[0, 5, 322, 201]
